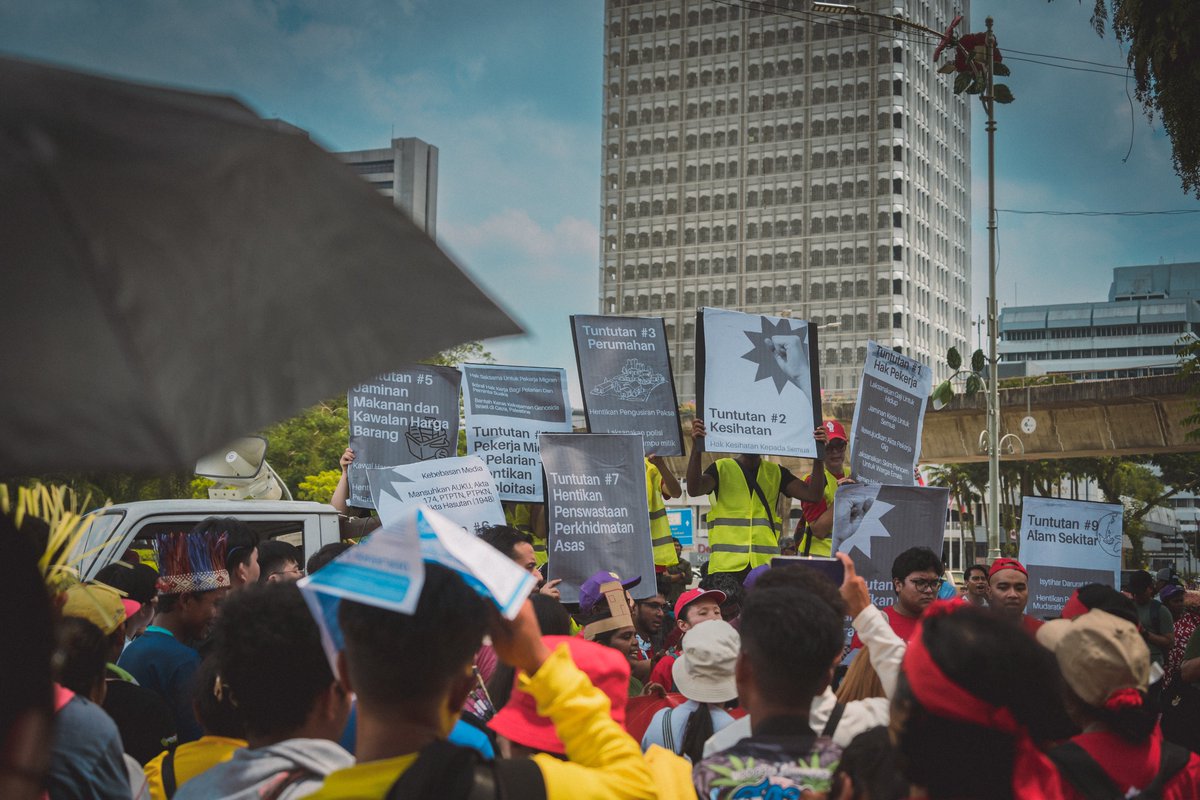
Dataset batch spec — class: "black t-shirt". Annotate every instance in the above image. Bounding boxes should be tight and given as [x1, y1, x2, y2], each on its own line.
[703, 460, 797, 499]
[104, 677, 177, 764]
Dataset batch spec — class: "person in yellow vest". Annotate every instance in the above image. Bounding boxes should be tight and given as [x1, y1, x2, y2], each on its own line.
[503, 502, 548, 569]
[646, 454, 683, 569]
[795, 419, 856, 557]
[685, 419, 829, 581]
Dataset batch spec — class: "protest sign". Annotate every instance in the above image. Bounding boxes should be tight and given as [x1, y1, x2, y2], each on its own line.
[696, 307, 821, 457]
[365, 455, 505, 535]
[850, 341, 933, 485]
[832, 484, 949, 610]
[346, 365, 461, 508]
[1019, 496, 1123, 618]
[571, 314, 683, 456]
[299, 504, 537, 666]
[462, 364, 572, 502]
[540, 433, 656, 605]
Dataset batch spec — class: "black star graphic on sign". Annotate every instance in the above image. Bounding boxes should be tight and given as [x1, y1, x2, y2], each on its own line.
[740, 316, 809, 394]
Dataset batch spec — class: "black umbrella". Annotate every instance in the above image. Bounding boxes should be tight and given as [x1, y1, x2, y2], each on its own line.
[0, 56, 520, 475]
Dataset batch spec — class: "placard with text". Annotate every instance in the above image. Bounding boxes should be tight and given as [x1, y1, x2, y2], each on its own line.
[346, 365, 461, 508]
[696, 307, 821, 457]
[365, 455, 506, 535]
[461, 363, 572, 502]
[540, 433, 656, 605]
[1019, 496, 1123, 618]
[849, 341, 933, 485]
[571, 314, 683, 456]
[833, 484, 949, 611]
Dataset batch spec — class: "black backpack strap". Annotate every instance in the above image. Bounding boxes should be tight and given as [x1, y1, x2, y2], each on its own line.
[493, 758, 546, 800]
[385, 740, 546, 800]
[821, 702, 846, 738]
[161, 746, 178, 799]
[1047, 742, 1123, 800]
[1133, 739, 1193, 800]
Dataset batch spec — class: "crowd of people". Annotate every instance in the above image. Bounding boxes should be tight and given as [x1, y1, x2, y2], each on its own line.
[5, 421, 1200, 800]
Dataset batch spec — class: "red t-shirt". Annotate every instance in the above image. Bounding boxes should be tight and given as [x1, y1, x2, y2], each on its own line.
[649, 654, 675, 690]
[1063, 727, 1200, 800]
[1021, 614, 1044, 635]
[850, 603, 921, 649]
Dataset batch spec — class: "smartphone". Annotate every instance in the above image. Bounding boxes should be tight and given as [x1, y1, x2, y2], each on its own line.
[771, 555, 845, 586]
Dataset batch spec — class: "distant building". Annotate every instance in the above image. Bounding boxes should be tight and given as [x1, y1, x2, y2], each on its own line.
[336, 137, 439, 237]
[998, 262, 1200, 380]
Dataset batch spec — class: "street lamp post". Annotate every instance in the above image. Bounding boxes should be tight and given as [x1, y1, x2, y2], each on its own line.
[814, 3, 1008, 560]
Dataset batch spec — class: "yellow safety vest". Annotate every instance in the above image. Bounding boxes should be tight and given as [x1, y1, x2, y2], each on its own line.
[646, 460, 678, 567]
[706, 459, 783, 573]
[505, 503, 547, 568]
[798, 465, 851, 558]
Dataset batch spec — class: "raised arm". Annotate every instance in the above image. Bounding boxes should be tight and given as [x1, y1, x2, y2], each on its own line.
[330, 447, 355, 512]
[648, 454, 682, 499]
[685, 419, 716, 497]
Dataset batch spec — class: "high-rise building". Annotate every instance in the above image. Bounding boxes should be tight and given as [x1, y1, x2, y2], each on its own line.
[337, 137, 439, 237]
[599, 0, 972, 402]
[998, 262, 1200, 380]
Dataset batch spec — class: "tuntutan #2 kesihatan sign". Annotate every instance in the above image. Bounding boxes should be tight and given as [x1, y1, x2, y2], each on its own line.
[571, 314, 683, 456]
[696, 307, 822, 458]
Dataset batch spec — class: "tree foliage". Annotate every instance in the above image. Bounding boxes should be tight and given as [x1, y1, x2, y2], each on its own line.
[1083, 0, 1200, 197]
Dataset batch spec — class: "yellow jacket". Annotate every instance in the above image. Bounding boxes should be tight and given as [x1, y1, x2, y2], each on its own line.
[306, 644, 694, 799]
[144, 735, 245, 800]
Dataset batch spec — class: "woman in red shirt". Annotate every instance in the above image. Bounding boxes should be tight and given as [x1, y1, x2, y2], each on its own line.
[1038, 609, 1200, 799]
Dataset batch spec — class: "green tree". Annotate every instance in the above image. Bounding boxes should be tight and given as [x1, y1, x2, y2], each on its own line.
[1179, 334, 1200, 440]
[1080, 0, 1200, 197]
[297, 470, 341, 503]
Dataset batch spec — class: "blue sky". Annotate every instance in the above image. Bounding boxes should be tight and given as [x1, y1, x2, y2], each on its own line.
[2, 0, 1196, 402]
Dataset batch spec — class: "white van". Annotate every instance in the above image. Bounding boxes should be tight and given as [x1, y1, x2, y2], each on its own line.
[74, 499, 347, 580]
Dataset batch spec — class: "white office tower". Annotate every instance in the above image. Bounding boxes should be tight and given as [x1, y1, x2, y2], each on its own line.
[599, 0, 972, 401]
[338, 137, 439, 238]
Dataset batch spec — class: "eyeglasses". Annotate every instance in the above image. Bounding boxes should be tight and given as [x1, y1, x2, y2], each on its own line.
[638, 601, 670, 612]
[908, 578, 944, 593]
[269, 566, 305, 579]
[825, 441, 847, 452]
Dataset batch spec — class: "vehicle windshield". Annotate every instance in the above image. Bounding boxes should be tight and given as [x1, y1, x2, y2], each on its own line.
[76, 509, 128, 580]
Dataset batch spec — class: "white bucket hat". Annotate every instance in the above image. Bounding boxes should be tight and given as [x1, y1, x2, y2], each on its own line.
[672, 619, 740, 703]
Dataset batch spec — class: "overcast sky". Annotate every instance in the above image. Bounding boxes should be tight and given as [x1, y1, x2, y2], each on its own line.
[3, 0, 1196, 400]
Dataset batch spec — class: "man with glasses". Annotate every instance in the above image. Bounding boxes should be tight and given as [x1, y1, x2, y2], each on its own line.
[795, 420, 855, 557]
[988, 557, 1043, 634]
[964, 564, 990, 607]
[632, 591, 670, 683]
[257, 539, 305, 583]
[853, 546, 945, 648]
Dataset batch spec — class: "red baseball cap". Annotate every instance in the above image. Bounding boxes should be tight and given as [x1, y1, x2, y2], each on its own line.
[988, 558, 1027, 578]
[823, 419, 848, 443]
[674, 587, 727, 620]
[488, 636, 630, 755]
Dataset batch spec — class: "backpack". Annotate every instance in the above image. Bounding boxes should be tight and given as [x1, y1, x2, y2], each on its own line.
[384, 739, 546, 800]
[1048, 739, 1192, 800]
